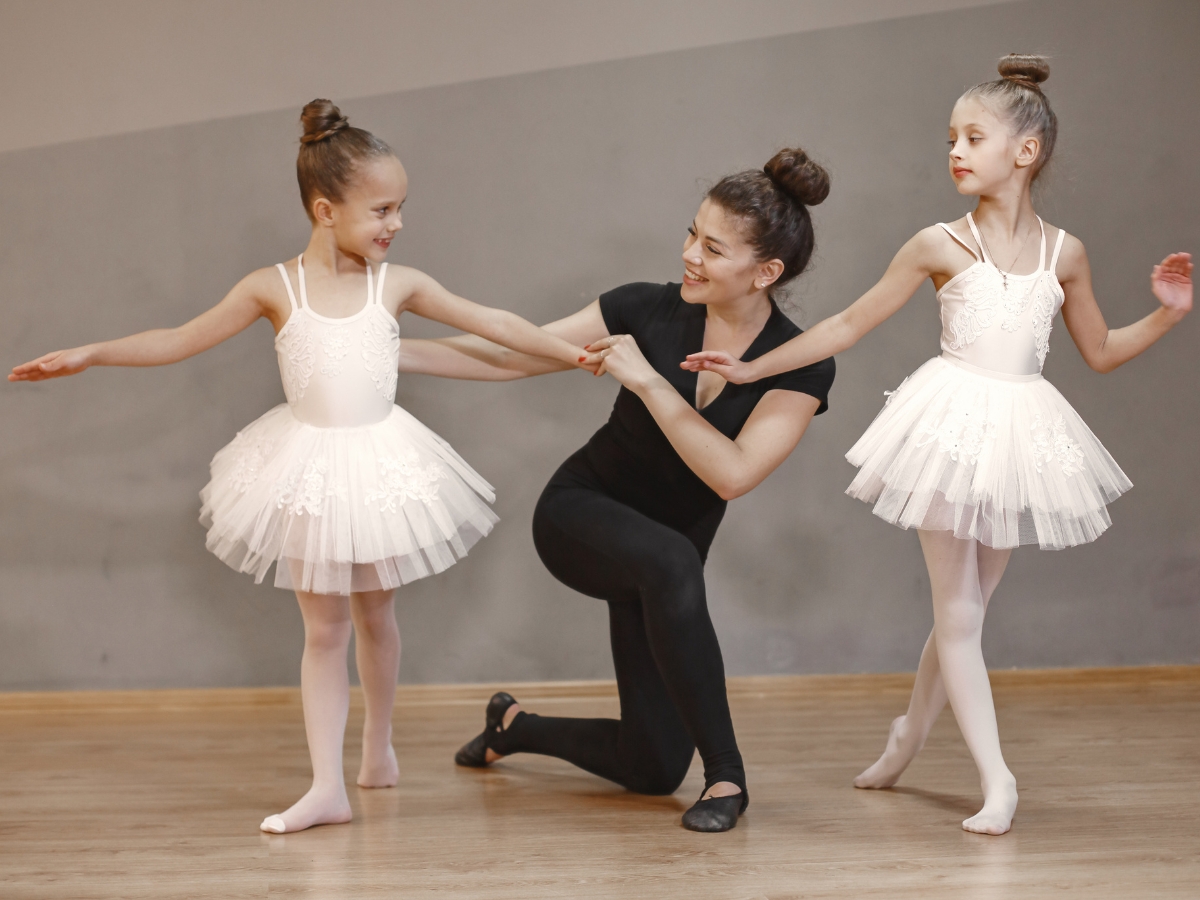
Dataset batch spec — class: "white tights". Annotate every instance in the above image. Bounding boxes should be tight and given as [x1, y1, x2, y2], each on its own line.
[260, 588, 401, 834]
[855, 530, 1018, 835]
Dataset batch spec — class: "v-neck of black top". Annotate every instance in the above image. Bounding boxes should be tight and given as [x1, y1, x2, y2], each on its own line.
[682, 299, 775, 412]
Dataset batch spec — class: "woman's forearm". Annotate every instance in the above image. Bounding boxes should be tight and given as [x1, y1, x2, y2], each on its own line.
[1087, 306, 1186, 374]
[634, 375, 751, 499]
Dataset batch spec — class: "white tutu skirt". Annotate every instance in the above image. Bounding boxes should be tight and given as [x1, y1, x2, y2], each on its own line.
[845, 356, 1131, 550]
[200, 404, 499, 594]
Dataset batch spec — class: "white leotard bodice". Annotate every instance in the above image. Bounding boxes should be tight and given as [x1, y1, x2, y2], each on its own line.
[273, 256, 400, 428]
[937, 212, 1068, 378]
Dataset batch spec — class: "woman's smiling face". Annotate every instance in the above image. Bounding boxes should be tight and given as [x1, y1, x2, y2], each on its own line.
[681, 199, 779, 307]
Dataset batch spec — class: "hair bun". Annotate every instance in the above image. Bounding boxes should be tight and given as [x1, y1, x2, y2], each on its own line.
[300, 99, 350, 144]
[764, 148, 830, 207]
[997, 53, 1050, 87]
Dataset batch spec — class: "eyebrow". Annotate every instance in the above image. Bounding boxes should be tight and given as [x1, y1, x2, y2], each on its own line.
[692, 221, 730, 249]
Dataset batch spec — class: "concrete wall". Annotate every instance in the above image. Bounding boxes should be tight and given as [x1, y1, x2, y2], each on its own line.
[1, 0, 1196, 690]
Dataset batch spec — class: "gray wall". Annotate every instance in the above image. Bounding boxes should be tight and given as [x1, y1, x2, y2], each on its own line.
[1, 0, 1196, 690]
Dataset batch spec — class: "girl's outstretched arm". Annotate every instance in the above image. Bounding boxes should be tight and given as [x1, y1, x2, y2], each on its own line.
[1058, 241, 1191, 374]
[395, 268, 599, 372]
[681, 229, 941, 383]
[396, 299, 610, 381]
[9, 268, 284, 382]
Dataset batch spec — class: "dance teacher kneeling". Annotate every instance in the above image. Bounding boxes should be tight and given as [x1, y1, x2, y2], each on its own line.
[400, 148, 836, 832]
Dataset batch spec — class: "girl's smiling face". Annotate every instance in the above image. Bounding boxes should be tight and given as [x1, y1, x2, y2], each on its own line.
[947, 96, 1040, 196]
[313, 155, 408, 263]
[681, 199, 782, 306]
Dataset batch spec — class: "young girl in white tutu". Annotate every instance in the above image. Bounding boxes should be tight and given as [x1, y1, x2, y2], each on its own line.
[10, 100, 594, 834]
[683, 54, 1192, 835]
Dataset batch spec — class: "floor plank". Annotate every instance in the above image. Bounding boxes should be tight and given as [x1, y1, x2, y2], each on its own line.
[1, 668, 1197, 898]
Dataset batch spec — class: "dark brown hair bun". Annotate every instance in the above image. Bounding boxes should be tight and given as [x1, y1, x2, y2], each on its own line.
[764, 147, 830, 207]
[300, 99, 350, 144]
[997, 53, 1050, 88]
[295, 99, 395, 219]
[706, 145, 830, 294]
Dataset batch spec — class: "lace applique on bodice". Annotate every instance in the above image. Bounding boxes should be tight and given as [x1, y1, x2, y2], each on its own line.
[274, 256, 400, 428]
[937, 213, 1067, 376]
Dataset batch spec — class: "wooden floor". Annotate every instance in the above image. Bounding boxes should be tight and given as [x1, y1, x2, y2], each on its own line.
[1, 668, 1198, 899]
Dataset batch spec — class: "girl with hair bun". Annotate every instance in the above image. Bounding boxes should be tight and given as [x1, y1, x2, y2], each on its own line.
[10, 99, 597, 834]
[684, 54, 1192, 835]
[393, 147, 836, 832]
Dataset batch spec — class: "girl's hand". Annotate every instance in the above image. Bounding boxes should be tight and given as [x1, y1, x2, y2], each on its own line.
[574, 348, 605, 374]
[8, 347, 94, 382]
[1151, 252, 1193, 316]
[679, 351, 754, 384]
[585, 334, 660, 390]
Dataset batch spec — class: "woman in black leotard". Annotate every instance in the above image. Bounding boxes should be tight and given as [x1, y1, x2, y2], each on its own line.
[398, 148, 836, 831]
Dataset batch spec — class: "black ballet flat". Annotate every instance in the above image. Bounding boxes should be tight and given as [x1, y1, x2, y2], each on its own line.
[454, 691, 519, 768]
[681, 787, 749, 833]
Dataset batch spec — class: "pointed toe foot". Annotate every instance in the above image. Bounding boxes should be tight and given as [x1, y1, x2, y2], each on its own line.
[454, 732, 490, 768]
[260, 815, 287, 834]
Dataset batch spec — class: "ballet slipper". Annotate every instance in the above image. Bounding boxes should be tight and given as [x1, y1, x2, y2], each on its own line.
[681, 784, 748, 833]
[455, 692, 520, 767]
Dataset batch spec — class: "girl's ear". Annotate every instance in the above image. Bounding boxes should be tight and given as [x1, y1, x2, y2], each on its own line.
[1015, 134, 1041, 170]
[312, 196, 335, 226]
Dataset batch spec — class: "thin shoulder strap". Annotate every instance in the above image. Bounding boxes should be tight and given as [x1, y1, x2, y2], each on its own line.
[375, 262, 389, 305]
[1035, 216, 1047, 273]
[965, 212, 991, 264]
[1048, 226, 1068, 276]
[938, 222, 980, 261]
[366, 263, 374, 309]
[276, 262, 299, 311]
[296, 254, 310, 309]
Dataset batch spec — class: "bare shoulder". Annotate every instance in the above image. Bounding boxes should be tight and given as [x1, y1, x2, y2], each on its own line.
[904, 223, 969, 273]
[912, 222, 958, 252]
[1044, 224, 1088, 281]
[379, 263, 435, 314]
[237, 264, 293, 315]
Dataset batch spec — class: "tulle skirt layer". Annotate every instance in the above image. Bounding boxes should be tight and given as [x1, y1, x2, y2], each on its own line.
[845, 356, 1131, 550]
[200, 404, 498, 594]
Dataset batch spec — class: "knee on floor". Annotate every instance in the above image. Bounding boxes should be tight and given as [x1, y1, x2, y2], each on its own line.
[624, 756, 691, 796]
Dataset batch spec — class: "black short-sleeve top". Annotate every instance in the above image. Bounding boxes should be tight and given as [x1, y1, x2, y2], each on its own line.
[563, 281, 835, 548]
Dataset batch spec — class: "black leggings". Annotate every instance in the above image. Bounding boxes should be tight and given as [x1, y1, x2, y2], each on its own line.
[493, 474, 745, 796]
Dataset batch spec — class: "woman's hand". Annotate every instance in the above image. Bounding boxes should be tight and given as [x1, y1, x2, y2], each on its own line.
[9, 346, 94, 382]
[678, 351, 756, 384]
[585, 334, 661, 391]
[1151, 252, 1193, 317]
